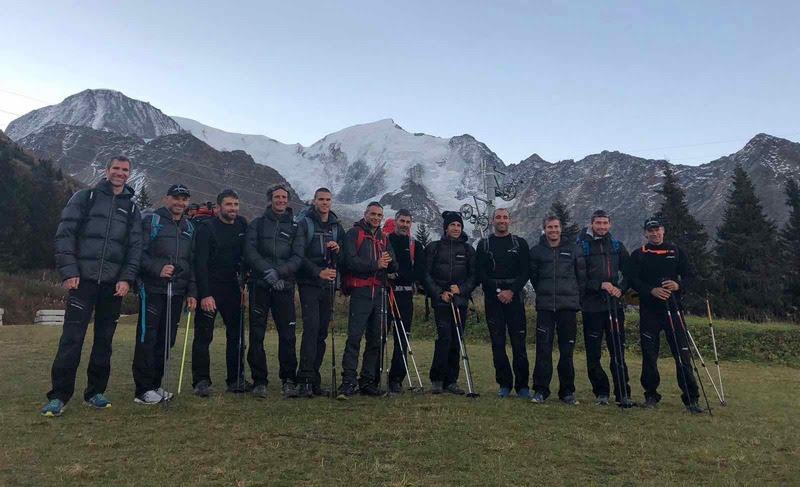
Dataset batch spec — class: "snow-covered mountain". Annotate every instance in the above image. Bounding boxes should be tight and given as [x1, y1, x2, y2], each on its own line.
[175, 116, 504, 229]
[7, 89, 182, 141]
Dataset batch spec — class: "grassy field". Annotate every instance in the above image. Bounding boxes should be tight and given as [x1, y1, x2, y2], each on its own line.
[1, 317, 798, 486]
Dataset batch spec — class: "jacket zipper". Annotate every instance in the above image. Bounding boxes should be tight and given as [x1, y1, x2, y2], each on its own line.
[553, 245, 557, 311]
[97, 193, 116, 283]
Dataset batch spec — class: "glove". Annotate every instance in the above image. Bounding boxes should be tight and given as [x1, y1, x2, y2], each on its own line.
[273, 279, 286, 291]
[263, 269, 280, 286]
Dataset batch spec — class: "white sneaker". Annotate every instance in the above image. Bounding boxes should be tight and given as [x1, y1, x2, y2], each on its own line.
[134, 390, 164, 405]
[155, 388, 174, 401]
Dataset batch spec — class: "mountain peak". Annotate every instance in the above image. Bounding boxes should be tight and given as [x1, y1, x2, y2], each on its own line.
[6, 88, 182, 141]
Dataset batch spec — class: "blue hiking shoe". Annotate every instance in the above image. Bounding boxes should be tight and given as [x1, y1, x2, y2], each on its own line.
[85, 393, 112, 409]
[497, 387, 512, 398]
[40, 399, 65, 417]
[517, 388, 532, 399]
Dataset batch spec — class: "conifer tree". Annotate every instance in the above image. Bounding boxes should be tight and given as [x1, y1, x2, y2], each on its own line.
[714, 165, 784, 321]
[781, 178, 800, 317]
[549, 199, 580, 244]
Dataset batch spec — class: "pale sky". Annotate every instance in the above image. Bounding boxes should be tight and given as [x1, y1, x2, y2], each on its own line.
[2, 0, 799, 165]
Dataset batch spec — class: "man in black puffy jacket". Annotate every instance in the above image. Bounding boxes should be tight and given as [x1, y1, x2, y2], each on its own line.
[475, 208, 531, 399]
[294, 188, 345, 398]
[132, 184, 198, 405]
[578, 210, 634, 407]
[244, 184, 304, 398]
[529, 215, 586, 405]
[41, 156, 143, 417]
[423, 211, 476, 395]
[337, 202, 397, 398]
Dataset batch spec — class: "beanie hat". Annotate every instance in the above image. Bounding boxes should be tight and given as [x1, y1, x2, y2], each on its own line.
[442, 211, 464, 231]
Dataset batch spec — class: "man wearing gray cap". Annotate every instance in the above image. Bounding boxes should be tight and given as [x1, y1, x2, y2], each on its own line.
[132, 184, 198, 405]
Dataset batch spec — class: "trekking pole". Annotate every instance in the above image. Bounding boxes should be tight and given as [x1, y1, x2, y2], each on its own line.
[664, 302, 693, 413]
[605, 295, 628, 409]
[451, 301, 479, 398]
[670, 296, 713, 416]
[672, 298, 724, 405]
[389, 288, 424, 391]
[611, 296, 632, 407]
[327, 249, 338, 399]
[177, 309, 192, 394]
[163, 260, 175, 409]
[706, 298, 727, 406]
[387, 289, 418, 392]
[237, 273, 247, 396]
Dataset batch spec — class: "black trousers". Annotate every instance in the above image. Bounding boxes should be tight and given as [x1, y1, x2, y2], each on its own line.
[582, 309, 631, 401]
[429, 302, 467, 386]
[297, 283, 333, 386]
[341, 287, 384, 387]
[388, 290, 414, 385]
[132, 290, 184, 396]
[485, 294, 529, 391]
[47, 281, 122, 403]
[639, 304, 699, 404]
[532, 309, 577, 399]
[191, 281, 244, 387]
[248, 285, 297, 386]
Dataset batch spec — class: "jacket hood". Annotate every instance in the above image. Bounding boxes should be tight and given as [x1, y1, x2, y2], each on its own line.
[538, 233, 572, 248]
[154, 206, 184, 222]
[441, 231, 469, 243]
[264, 205, 294, 223]
[308, 207, 340, 225]
[579, 226, 614, 243]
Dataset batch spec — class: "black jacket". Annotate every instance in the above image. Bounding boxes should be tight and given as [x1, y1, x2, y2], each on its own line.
[423, 233, 477, 306]
[294, 208, 345, 287]
[244, 206, 303, 288]
[577, 228, 629, 313]
[475, 233, 530, 294]
[626, 242, 692, 309]
[388, 233, 424, 288]
[529, 234, 586, 311]
[193, 216, 248, 298]
[342, 219, 398, 286]
[54, 179, 142, 285]
[140, 207, 197, 297]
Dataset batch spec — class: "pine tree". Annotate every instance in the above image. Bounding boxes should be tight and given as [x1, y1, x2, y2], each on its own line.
[415, 223, 431, 247]
[781, 178, 800, 317]
[714, 165, 784, 321]
[550, 199, 579, 244]
[654, 165, 713, 312]
[136, 185, 153, 209]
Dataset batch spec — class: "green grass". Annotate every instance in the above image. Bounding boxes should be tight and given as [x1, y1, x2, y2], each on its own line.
[1, 317, 798, 486]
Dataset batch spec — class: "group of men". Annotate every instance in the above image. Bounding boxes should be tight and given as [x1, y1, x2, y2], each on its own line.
[40, 155, 703, 417]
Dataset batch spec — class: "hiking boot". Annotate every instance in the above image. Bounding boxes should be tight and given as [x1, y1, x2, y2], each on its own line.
[687, 402, 704, 414]
[388, 382, 404, 394]
[516, 388, 532, 400]
[84, 393, 112, 409]
[445, 383, 465, 395]
[252, 384, 268, 399]
[360, 382, 384, 397]
[530, 392, 546, 404]
[227, 379, 251, 394]
[40, 399, 65, 417]
[561, 394, 579, 406]
[594, 395, 610, 406]
[497, 386, 512, 398]
[296, 383, 314, 398]
[193, 380, 212, 398]
[643, 397, 659, 409]
[430, 381, 444, 394]
[337, 382, 358, 400]
[312, 384, 329, 397]
[282, 380, 299, 398]
[134, 390, 163, 405]
[155, 387, 173, 402]
[618, 397, 637, 409]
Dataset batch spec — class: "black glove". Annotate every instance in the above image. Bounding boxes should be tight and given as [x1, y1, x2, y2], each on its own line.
[263, 269, 279, 286]
[273, 279, 286, 291]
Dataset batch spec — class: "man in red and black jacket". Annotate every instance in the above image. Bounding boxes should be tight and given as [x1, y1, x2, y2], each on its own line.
[627, 217, 702, 413]
[337, 202, 397, 398]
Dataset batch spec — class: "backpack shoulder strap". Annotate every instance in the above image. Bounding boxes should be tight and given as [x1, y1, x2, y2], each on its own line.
[581, 240, 590, 259]
[304, 216, 315, 251]
[611, 239, 621, 253]
[355, 228, 366, 252]
[511, 235, 519, 250]
[150, 213, 161, 240]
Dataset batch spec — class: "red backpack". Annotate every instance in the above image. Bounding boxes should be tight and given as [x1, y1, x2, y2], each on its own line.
[341, 227, 389, 295]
